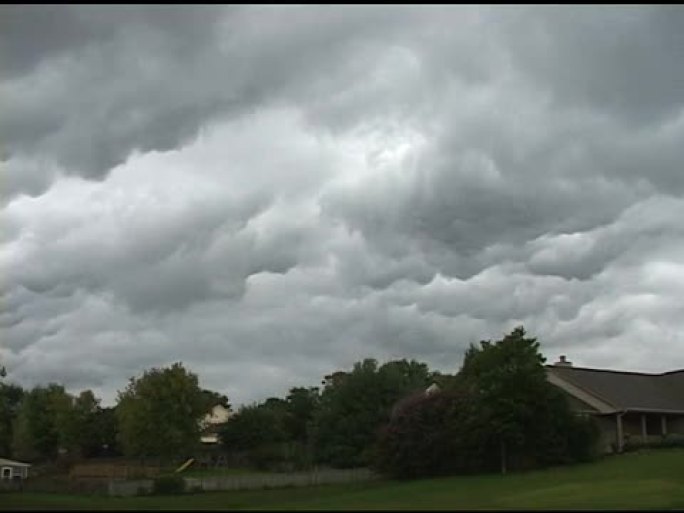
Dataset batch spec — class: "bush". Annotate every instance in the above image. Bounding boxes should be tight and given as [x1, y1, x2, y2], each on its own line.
[250, 443, 287, 471]
[566, 415, 601, 462]
[624, 433, 684, 452]
[373, 380, 602, 479]
[152, 475, 185, 495]
[373, 388, 484, 479]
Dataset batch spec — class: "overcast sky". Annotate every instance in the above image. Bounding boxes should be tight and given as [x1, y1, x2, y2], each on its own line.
[2, 5, 684, 407]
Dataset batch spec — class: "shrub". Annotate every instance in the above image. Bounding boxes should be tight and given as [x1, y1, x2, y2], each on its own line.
[251, 444, 277, 471]
[152, 475, 185, 495]
[566, 415, 601, 462]
[373, 369, 601, 478]
[373, 388, 483, 479]
[624, 433, 684, 452]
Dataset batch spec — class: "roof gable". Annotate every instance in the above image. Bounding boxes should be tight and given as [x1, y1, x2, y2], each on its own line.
[546, 365, 684, 413]
[0, 458, 31, 467]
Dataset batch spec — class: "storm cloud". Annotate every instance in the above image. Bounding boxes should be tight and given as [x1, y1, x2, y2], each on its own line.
[2, 5, 684, 406]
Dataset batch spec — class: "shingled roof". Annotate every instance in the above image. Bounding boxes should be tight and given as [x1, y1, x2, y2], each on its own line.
[547, 365, 684, 413]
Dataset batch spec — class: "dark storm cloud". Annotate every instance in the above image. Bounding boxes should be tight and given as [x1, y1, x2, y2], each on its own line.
[2, 5, 684, 406]
[501, 5, 684, 126]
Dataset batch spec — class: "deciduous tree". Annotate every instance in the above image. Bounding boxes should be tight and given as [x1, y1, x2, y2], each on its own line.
[115, 362, 206, 462]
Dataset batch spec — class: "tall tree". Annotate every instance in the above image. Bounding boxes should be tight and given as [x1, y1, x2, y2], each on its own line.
[219, 402, 288, 452]
[115, 362, 207, 462]
[94, 406, 121, 457]
[200, 389, 231, 412]
[459, 326, 569, 473]
[312, 358, 432, 468]
[284, 387, 319, 443]
[0, 381, 24, 457]
[374, 327, 599, 478]
[70, 390, 102, 457]
[11, 384, 72, 461]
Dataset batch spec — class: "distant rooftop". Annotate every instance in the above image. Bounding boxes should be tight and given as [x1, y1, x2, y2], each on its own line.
[546, 358, 684, 413]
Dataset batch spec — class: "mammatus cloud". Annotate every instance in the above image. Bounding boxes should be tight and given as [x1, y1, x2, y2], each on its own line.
[1, 5, 683, 407]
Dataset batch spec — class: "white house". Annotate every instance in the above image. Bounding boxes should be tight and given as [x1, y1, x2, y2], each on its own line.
[0, 458, 31, 480]
[200, 404, 232, 444]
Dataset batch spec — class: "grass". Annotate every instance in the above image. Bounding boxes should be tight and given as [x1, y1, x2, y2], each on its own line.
[2, 449, 684, 510]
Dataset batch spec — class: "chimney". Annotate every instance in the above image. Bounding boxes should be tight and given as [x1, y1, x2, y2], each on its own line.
[555, 355, 573, 367]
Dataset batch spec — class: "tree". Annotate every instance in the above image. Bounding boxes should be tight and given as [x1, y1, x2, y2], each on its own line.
[93, 406, 121, 457]
[312, 358, 432, 468]
[0, 381, 24, 457]
[459, 326, 550, 473]
[11, 384, 71, 461]
[458, 326, 598, 473]
[373, 327, 599, 479]
[200, 389, 231, 412]
[283, 387, 319, 443]
[219, 401, 291, 471]
[219, 403, 288, 451]
[71, 390, 103, 458]
[115, 362, 207, 462]
[374, 386, 485, 479]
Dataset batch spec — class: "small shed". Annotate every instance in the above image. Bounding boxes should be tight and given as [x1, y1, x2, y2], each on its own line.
[0, 458, 31, 480]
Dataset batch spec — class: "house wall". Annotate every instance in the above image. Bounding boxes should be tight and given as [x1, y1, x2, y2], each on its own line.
[204, 405, 231, 425]
[561, 390, 599, 413]
[622, 414, 642, 437]
[0, 465, 28, 479]
[669, 415, 684, 434]
[594, 415, 618, 453]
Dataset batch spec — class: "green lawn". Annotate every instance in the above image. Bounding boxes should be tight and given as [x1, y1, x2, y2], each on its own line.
[3, 449, 683, 510]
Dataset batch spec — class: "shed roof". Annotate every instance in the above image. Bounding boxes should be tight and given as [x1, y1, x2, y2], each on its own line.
[547, 365, 684, 413]
[0, 458, 31, 467]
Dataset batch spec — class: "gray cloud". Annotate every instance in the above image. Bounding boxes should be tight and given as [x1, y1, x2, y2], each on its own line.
[2, 6, 684, 407]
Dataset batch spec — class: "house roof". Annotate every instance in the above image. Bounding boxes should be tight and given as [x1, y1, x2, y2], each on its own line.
[0, 458, 31, 467]
[546, 365, 684, 413]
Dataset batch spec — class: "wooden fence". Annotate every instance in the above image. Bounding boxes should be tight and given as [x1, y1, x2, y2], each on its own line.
[108, 468, 380, 497]
[69, 462, 161, 480]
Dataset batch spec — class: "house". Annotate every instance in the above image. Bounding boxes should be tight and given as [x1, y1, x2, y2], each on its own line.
[546, 356, 684, 453]
[200, 404, 232, 444]
[0, 458, 31, 480]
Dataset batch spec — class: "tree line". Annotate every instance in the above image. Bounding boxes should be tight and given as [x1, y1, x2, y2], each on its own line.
[0, 327, 600, 478]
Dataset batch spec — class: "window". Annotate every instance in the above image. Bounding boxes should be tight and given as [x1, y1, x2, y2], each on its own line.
[1, 467, 12, 479]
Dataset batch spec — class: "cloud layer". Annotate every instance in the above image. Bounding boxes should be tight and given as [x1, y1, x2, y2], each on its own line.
[2, 5, 684, 406]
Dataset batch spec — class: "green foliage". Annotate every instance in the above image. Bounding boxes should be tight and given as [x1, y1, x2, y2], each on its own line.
[0, 382, 24, 457]
[9, 384, 106, 462]
[92, 406, 121, 457]
[312, 358, 433, 468]
[283, 387, 319, 443]
[459, 326, 557, 472]
[374, 327, 600, 478]
[115, 362, 206, 461]
[11, 384, 71, 461]
[152, 475, 186, 495]
[220, 403, 288, 452]
[624, 433, 684, 452]
[200, 389, 231, 412]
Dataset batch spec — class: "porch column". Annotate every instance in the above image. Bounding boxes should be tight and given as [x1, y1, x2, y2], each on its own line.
[616, 414, 624, 452]
[641, 414, 647, 441]
[662, 415, 667, 436]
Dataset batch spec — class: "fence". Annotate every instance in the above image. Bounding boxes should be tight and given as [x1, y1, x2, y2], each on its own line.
[69, 462, 161, 480]
[108, 468, 380, 497]
[0, 480, 23, 493]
